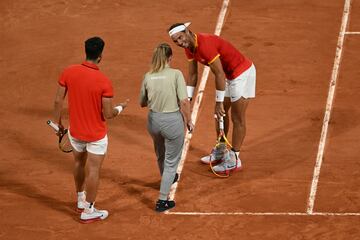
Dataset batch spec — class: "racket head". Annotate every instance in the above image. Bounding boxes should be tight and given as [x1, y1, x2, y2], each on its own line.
[47, 120, 73, 153]
[58, 129, 73, 153]
[209, 138, 231, 178]
[209, 120, 233, 178]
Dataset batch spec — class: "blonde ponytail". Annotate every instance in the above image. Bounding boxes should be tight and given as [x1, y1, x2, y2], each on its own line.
[150, 43, 172, 73]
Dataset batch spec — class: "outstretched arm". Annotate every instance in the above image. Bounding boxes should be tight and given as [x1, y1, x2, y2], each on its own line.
[102, 97, 129, 119]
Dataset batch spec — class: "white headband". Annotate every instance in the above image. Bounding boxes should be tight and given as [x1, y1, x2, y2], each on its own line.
[169, 22, 191, 37]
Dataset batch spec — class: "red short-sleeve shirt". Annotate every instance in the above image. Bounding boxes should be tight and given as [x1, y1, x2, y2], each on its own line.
[185, 33, 252, 80]
[58, 61, 114, 141]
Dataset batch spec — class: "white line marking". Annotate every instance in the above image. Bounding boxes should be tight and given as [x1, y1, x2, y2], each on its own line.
[167, 0, 230, 203]
[307, 0, 352, 214]
[167, 211, 360, 216]
[345, 31, 360, 34]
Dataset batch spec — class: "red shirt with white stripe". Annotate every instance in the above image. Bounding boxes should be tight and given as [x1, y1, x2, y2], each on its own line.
[185, 33, 252, 80]
[58, 61, 114, 141]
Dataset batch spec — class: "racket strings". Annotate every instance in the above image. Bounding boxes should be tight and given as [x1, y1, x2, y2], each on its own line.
[209, 134, 233, 178]
[59, 131, 72, 153]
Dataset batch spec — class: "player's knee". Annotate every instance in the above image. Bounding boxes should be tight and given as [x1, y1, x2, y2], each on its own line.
[231, 115, 245, 127]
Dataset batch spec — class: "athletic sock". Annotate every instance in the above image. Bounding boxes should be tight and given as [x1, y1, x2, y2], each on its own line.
[231, 148, 242, 168]
[77, 191, 86, 198]
[231, 148, 240, 160]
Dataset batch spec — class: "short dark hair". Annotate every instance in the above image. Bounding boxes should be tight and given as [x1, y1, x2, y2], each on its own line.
[85, 37, 105, 60]
[168, 23, 185, 32]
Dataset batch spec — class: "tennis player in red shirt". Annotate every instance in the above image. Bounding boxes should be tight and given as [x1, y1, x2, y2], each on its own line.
[168, 22, 256, 174]
[52, 37, 129, 223]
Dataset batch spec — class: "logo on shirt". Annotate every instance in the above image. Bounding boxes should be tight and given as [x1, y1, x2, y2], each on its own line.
[150, 76, 166, 80]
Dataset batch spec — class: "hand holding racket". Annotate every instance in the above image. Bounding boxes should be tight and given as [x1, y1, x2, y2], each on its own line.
[47, 120, 73, 153]
[209, 116, 232, 178]
[215, 102, 226, 120]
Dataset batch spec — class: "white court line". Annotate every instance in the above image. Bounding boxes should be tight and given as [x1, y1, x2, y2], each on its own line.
[167, 211, 360, 216]
[168, 0, 360, 218]
[167, 0, 230, 203]
[345, 31, 360, 34]
[307, 0, 352, 214]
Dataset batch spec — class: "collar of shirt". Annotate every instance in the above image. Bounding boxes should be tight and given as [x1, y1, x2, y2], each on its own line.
[81, 61, 99, 70]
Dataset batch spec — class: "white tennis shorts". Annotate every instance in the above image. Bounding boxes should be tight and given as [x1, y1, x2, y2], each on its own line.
[68, 130, 108, 155]
[225, 63, 256, 102]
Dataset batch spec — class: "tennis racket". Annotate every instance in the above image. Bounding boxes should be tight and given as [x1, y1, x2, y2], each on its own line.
[209, 116, 233, 178]
[47, 120, 73, 153]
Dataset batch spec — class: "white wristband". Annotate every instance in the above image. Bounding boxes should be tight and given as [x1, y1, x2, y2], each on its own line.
[215, 90, 225, 102]
[187, 86, 195, 98]
[115, 106, 123, 115]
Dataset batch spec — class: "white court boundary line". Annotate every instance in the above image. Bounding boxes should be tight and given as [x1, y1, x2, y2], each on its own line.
[167, 0, 360, 217]
[307, 0, 352, 214]
[168, 212, 360, 216]
[167, 0, 230, 202]
[345, 31, 360, 34]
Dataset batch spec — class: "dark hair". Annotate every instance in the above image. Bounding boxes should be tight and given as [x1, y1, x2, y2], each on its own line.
[168, 23, 185, 32]
[85, 37, 105, 60]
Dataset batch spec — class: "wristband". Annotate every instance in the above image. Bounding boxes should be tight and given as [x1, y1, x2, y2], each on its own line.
[115, 106, 123, 115]
[215, 90, 225, 102]
[187, 86, 195, 99]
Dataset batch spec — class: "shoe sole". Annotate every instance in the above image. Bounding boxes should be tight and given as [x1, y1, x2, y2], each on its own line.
[155, 205, 175, 213]
[214, 166, 243, 174]
[80, 217, 102, 224]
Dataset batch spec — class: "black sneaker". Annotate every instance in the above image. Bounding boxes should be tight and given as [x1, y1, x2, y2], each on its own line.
[155, 200, 175, 212]
[172, 173, 179, 184]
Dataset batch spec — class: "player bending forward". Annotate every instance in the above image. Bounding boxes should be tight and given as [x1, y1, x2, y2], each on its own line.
[169, 22, 256, 173]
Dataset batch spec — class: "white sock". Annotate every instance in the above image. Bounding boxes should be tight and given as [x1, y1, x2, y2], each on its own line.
[235, 151, 242, 166]
[77, 191, 85, 197]
[235, 151, 240, 160]
[230, 148, 239, 157]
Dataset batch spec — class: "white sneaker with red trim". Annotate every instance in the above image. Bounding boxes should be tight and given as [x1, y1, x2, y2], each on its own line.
[200, 143, 226, 164]
[80, 204, 108, 223]
[212, 150, 242, 174]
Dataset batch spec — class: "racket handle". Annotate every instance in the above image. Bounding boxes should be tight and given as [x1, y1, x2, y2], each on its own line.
[47, 120, 60, 132]
[219, 116, 224, 131]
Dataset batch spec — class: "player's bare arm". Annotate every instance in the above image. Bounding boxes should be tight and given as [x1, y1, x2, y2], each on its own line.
[53, 85, 67, 129]
[209, 58, 226, 118]
[186, 60, 198, 101]
[102, 97, 129, 119]
[188, 60, 198, 86]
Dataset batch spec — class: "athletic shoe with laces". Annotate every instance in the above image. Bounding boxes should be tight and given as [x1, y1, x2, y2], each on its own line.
[200, 143, 226, 164]
[80, 205, 108, 223]
[212, 150, 242, 174]
[155, 199, 175, 212]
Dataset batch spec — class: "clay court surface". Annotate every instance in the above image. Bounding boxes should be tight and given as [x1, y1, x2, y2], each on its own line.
[1, 0, 360, 239]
